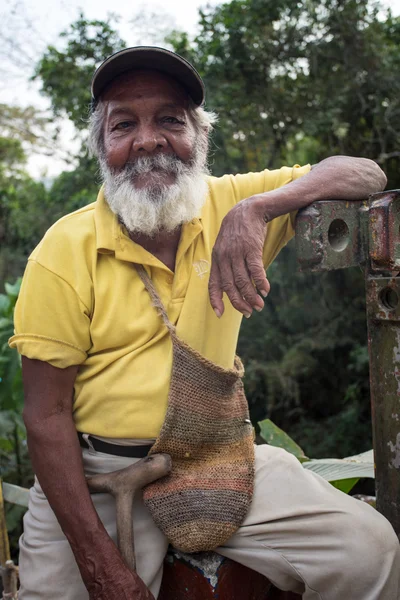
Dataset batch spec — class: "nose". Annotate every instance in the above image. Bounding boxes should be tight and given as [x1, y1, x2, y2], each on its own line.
[131, 123, 167, 154]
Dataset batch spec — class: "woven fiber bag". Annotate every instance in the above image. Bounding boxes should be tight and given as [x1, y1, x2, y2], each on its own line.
[136, 266, 255, 553]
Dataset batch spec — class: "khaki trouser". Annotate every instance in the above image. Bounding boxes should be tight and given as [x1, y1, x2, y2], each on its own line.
[19, 444, 400, 599]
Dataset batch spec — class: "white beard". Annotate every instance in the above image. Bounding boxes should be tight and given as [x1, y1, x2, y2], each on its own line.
[99, 145, 209, 237]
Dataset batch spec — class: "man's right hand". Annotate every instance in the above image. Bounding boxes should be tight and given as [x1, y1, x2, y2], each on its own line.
[88, 569, 155, 600]
[80, 546, 155, 600]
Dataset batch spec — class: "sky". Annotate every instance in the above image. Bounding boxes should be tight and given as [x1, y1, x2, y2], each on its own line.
[1, 0, 399, 178]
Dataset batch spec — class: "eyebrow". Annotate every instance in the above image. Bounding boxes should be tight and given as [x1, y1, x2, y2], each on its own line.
[107, 107, 134, 120]
[158, 103, 187, 111]
[107, 102, 187, 120]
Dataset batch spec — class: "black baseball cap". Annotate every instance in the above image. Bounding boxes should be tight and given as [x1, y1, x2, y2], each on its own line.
[91, 46, 205, 107]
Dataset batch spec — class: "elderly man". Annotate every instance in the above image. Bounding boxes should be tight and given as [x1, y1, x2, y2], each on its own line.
[9, 47, 399, 600]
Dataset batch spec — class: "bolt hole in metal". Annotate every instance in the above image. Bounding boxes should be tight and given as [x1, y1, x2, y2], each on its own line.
[379, 287, 399, 311]
[328, 219, 350, 252]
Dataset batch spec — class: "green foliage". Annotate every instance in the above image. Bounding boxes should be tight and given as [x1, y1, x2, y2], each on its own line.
[0, 102, 56, 286]
[0, 104, 54, 159]
[259, 419, 374, 493]
[239, 244, 372, 458]
[0, 280, 31, 560]
[0, 279, 30, 484]
[258, 418, 308, 462]
[34, 14, 125, 129]
[170, 0, 400, 186]
[330, 478, 360, 494]
[0, 170, 52, 285]
[48, 153, 100, 220]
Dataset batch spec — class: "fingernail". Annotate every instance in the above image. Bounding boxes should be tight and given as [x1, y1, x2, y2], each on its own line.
[214, 309, 222, 318]
[260, 290, 269, 297]
[255, 306, 263, 312]
[244, 312, 251, 319]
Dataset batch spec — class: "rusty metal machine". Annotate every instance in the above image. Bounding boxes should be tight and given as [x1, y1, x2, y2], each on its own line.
[296, 190, 400, 537]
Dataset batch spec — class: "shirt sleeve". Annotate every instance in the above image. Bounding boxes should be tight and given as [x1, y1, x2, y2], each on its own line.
[261, 164, 311, 267]
[210, 163, 311, 268]
[9, 259, 92, 368]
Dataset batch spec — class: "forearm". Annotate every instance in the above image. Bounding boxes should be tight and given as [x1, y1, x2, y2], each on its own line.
[254, 156, 387, 222]
[25, 412, 118, 585]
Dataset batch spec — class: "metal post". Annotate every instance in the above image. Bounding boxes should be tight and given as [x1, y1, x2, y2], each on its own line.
[295, 191, 400, 536]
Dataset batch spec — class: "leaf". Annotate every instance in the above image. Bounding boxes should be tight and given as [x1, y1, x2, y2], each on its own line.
[5, 503, 26, 531]
[3, 482, 29, 508]
[330, 478, 360, 494]
[4, 280, 21, 298]
[0, 295, 10, 315]
[258, 418, 308, 461]
[0, 411, 17, 437]
[303, 449, 374, 482]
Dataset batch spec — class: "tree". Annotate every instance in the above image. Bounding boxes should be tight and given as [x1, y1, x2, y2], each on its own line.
[0, 106, 52, 285]
[169, 0, 400, 186]
[0, 104, 55, 159]
[34, 15, 125, 130]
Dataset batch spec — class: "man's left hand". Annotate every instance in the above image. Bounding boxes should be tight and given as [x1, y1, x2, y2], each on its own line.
[209, 196, 270, 318]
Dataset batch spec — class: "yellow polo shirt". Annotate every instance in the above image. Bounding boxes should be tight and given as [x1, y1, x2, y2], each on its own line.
[9, 164, 310, 438]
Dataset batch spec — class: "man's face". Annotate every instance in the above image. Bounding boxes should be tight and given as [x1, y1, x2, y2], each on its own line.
[98, 70, 209, 237]
[102, 70, 197, 188]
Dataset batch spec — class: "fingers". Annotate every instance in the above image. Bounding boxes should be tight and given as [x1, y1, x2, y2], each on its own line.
[209, 254, 270, 318]
[231, 259, 264, 312]
[245, 253, 271, 298]
[209, 258, 254, 318]
[208, 260, 225, 318]
[208, 198, 271, 317]
[220, 261, 254, 318]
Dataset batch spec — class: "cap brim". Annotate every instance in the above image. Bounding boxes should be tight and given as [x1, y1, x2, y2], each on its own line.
[91, 46, 205, 107]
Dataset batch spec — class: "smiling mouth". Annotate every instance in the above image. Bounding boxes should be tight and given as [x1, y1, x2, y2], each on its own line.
[131, 170, 176, 186]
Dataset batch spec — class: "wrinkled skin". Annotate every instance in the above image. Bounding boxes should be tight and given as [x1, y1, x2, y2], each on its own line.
[73, 542, 155, 600]
[208, 197, 270, 319]
[208, 156, 387, 318]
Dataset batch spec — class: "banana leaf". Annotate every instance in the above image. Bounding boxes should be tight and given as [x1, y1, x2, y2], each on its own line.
[259, 419, 374, 493]
[258, 418, 309, 462]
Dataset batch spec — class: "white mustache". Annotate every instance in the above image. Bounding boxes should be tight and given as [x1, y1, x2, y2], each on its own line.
[118, 154, 187, 179]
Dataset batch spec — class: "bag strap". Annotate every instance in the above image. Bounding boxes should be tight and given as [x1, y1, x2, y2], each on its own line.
[134, 264, 176, 335]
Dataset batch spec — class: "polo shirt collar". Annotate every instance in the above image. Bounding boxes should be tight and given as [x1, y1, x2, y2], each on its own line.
[94, 187, 119, 254]
[94, 186, 205, 271]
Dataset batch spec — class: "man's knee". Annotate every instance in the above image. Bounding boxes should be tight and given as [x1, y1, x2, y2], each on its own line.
[336, 500, 400, 575]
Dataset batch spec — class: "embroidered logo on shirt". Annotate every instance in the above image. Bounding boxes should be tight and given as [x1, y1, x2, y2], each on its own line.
[193, 259, 210, 279]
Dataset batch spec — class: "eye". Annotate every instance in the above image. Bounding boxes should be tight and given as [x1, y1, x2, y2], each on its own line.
[161, 116, 185, 125]
[113, 121, 134, 130]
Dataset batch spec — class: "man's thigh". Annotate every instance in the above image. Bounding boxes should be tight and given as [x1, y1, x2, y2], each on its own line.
[19, 450, 169, 600]
[216, 444, 400, 600]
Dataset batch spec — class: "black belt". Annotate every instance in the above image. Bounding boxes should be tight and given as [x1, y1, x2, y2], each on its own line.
[78, 431, 153, 458]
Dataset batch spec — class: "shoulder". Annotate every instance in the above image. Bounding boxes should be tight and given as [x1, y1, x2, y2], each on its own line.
[30, 202, 97, 273]
[205, 164, 311, 203]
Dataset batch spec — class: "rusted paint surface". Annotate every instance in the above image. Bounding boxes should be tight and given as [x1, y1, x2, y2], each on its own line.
[158, 551, 301, 600]
[366, 275, 400, 534]
[369, 191, 400, 271]
[295, 200, 368, 272]
[296, 191, 400, 538]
